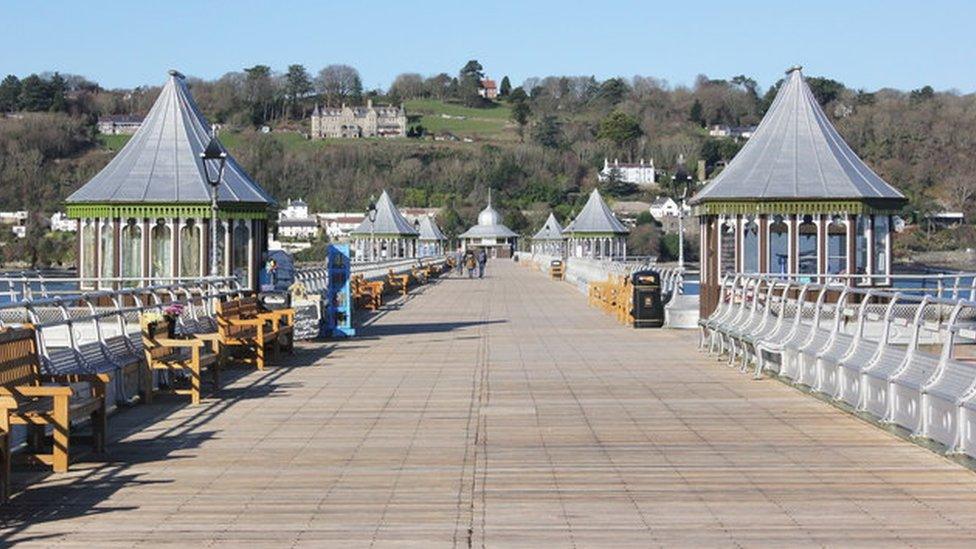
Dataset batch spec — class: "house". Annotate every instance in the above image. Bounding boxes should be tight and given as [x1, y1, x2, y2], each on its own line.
[97, 115, 144, 135]
[708, 124, 757, 140]
[49, 212, 77, 232]
[479, 78, 498, 99]
[924, 211, 965, 230]
[277, 199, 319, 240]
[310, 99, 406, 139]
[318, 213, 366, 240]
[0, 210, 28, 238]
[597, 158, 656, 186]
[649, 197, 692, 235]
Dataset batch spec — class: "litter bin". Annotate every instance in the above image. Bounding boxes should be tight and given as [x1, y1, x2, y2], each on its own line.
[549, 260, 565, 280]
[631, 270, 664, 328]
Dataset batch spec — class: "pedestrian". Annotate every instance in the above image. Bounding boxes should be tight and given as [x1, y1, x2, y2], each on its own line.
[464, 251, 477, 279]
[456, 249, 464, 276]
[477, 249, 488, 279]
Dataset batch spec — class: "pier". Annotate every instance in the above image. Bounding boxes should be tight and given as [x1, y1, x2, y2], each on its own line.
[4, 261, 976, 546]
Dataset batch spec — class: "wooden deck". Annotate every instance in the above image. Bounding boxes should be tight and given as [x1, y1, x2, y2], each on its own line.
[4, 261, 976, 547]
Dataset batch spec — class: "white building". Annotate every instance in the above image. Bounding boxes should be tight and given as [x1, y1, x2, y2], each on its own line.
[50, 211, 78, 232]
[708, 124, 757, 140]
[317, 213, 366, 240]
[277, 199, 319, 239]
[0, 210, 28, 238]
[97, 115, 144, 135]
[597, 158, 656, 186]
[649, 196, 689, 219]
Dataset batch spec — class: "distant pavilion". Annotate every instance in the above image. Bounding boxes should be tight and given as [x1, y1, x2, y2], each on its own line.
[690, 66, 907, 316]
[65, 70, 275, 290]
[417, 215, 448, 258]
[531, 213, 566, 256]
[459, 191, 518, 258]
[349, 190, 419, 262]
[563, 189, 629, 260]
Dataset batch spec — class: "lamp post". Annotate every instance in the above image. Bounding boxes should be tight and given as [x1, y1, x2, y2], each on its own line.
[366, 196, 377, 262]
[413, 218, 421, 258]
[201, 136, 227, 278]
[672, 173, 693, 270]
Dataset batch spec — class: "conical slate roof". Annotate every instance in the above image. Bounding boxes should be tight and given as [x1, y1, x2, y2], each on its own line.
[532, 213, 565, 240]
[417, 215, 447, 241]
[350, 190, 419, 236]
[690, 67, 905, 206]
[67, 70, 274, 206]
[563, 189, 629, 235]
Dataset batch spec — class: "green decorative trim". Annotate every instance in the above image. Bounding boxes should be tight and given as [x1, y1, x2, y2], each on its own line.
[66, 202, 269, 220]
[692, 199, 904, 216]
[564, 232, 628, 237]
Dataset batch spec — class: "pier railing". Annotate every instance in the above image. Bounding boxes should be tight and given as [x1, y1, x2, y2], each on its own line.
[702, 271, 976, 460]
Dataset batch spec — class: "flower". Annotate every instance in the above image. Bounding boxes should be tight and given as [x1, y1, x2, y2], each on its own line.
[163, 303, 185, 317]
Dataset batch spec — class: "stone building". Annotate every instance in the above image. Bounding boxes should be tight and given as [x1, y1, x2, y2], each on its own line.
[310, 99, 406, 139]
[97, 115, 144, 135]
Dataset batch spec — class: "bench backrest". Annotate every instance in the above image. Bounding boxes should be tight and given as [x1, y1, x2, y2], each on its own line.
[140, 317, 177, 362]
[0, 326, 42, 388]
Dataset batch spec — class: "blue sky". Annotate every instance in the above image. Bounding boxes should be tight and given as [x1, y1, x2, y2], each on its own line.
[1, 0, 973, 93]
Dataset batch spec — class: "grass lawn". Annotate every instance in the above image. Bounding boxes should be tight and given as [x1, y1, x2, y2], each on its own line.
[97, 133, 132, 152]
[404, 99, 515, 141]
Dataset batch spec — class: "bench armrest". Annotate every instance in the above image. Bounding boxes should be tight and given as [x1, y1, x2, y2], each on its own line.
[223, 317, 267, 328]
[43, 373, 111, 386]
[0, 385, 73, 397]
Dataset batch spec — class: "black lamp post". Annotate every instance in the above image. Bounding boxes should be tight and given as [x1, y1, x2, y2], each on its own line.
[201, 136, 227, 278]
[414, 218, 421, 258]
[366, 196, 377, 262]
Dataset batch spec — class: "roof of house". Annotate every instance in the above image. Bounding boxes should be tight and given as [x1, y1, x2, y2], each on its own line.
[98, 114, 144, 124]
[349, 190, 419, 236]
[417, 215, 448, 241]
[459, 192, 518, 239]
[532, 213, 565, 241]
[690, 67, 905, 206]
[68, 70, 274, 206]
[563, 189, 629, 235]
[482, 79, 497, 88]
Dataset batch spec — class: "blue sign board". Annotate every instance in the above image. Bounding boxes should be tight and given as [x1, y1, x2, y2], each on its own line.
[324, 244, 355, 337]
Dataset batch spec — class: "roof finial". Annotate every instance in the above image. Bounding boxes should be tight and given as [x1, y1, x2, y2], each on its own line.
[488, 187, 492, 207]
[168, 69, 185, 79]
[785, 64, 803, 75]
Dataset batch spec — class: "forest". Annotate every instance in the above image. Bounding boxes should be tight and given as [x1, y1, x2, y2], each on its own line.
[1, 61, 974, 266]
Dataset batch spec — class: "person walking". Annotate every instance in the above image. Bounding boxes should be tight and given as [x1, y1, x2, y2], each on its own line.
[456, 248, 464, 276]
[477, 249, 488, 279]
[464, 251, 477, 279]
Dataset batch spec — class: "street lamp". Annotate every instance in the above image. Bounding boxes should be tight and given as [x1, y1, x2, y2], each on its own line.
[366, 196, 377, 262]
[413, 218, 421, 258]
[201, 136, 227, 278]
[671, 174, 693, 270]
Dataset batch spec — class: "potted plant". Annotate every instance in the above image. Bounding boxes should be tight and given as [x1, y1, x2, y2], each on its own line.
[162, 304, 185, 338]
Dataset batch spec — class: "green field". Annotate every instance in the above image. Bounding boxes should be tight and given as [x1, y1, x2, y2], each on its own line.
[96, 133, 132, 151]
[404, 99, 514, 141]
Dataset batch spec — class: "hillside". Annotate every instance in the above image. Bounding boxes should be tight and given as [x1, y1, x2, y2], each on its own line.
[404, 99, 515, 141]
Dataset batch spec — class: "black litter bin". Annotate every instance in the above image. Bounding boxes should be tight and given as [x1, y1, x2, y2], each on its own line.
[631, 270, 664, 328]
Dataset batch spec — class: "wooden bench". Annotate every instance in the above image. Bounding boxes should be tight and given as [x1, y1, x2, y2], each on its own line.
[215, 299, 278, 370]
[236, 296, 295, 354]
[141, 317, 219, 405]
[351, 275, 384, 311]
[387, 270, 410, 297]
[0, 326, 108, 476]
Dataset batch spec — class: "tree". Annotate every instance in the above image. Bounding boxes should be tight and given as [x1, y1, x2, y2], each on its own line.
[437, 204, 465, 238]
[48, 72, 67, 112]
[284, 64, 313, 117]
[597, 110, 642, 150]
[243, 65, 274, 125]
[503, 207, 529, 233]
[595, 77, 629, 105]
[509, 92, 531, 143]
[806, 76, 845, 106]
[0, 75, 21, 112]
[601, 167, 637, 197]
[424, 73, 452, 99]
[18, 74, 52, 111]
[390, 73, 424, 100]
[689, 99, 705, 127]
[499, 76, 511, 97]
[316, 64, 363, 106]
[457, 59, 486, 107]
[531, 115, 562, 149]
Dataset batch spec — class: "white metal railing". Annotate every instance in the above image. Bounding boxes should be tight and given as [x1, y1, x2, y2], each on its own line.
[701, 272, 976, 460]
[293, 256, 448, 292]
[0, 274, 244, 303]
[0, 277, 243, 406]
